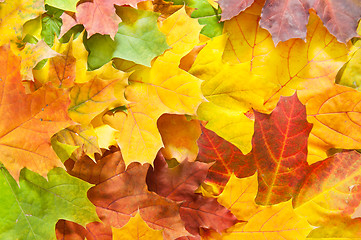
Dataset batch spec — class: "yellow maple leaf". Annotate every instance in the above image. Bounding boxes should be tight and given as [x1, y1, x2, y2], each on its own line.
[33, 32, 90, 86]
[16, 40, 59, 81]
[113, 212, 163, 240]
[222, 0, 274, 72]
[0, 0, 45, 45]
[103, 7, 204, 165]
[216, 173, 313, 239]
[68, 62, 129, 125]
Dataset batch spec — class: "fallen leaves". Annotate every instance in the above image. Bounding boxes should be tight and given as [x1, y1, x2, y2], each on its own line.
[2, 0, 361, 239]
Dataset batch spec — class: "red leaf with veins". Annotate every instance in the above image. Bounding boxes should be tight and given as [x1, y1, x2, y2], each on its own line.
[66, 147, 189, 240]
[253, 93, 312, 205]
[197, 124, 256, 187]
[146, 152, 210, 201]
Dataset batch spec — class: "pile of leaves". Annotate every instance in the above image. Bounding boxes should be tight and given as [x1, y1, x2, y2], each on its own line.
[1, 0, 361, 239]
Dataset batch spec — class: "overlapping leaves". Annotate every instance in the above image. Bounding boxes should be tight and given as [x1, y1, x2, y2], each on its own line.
[1, 0, 361, 239]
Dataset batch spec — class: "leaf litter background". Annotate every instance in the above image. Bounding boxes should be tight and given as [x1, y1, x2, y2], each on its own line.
[1, 0, 361, 239]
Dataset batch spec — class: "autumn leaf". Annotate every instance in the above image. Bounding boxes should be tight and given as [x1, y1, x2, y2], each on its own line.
[52, 124, 101, 161]
[18, 40, 59, 81]
[103, 7, 203, 165]
[216, 173, 313, 239]
[0, 45, 74, 179]
[253, 93, 312, 205]
[33, 36, 77, 88]
[0, 0, 45, 45]
[56, 220, 112, 240]
[158, 114, 201, 162]
[293, 151, 361, 226]
[260, 11, 349, 112]
[197, 124, 256, 187]
[64, 0, 148, 39]
[86, 7, 169, 69]
[179, 195, 239, 236]
[41, 5, 64, 47]
[337, 40, 361, 90]
[305, 84, 361, 163]
[146, 152, 238, 236]
[68, 63, 129, 125]
[66, 147, 190, 240]
[112, 212, 163, 240]
[168, 0, 223, 38]
[146, 152, 210, 201]
[218, 0, 254, 21]
[0, 165, 98, 240]
[221, 0, 273, 69]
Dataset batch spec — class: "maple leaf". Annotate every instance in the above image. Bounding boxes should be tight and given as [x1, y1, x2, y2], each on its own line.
[56, 220, 112, 240]
[146, 152, 210, 202]
[0, 165, 98, 240]
[65, 61, 129, 126]
[189, 33, 261, 153]
[52, 124, 101, 161]
[0, 45, 74, 179]
[33, 32, 92, 86]
[146, 152, 238, 236]
[196, 124, 256, 187]
[293, 151, 361, 226]
[157, 114, 201, 162]
[112, 212, 163, 240]
[66, 147, 190, 240]
[33, 37, 77, 88]
[168, 0, 224, 38]
[85, 7, 169, 69]
[60, 0, 148, 40]
[18, 40, 59, 81]
[253, 93, 312, 205]
[218, 0, 361, 44]
[41, 5, 64, 47]
[218, 0, 255, 21]
[305, 84, 361, 163]
[0, 0, 45, 45]
[103, 7, 203, 165]
[216, 173, 313, 239]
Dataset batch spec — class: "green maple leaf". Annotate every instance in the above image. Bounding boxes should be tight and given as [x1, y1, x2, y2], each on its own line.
[0, 165, 99, 240]
[86, 7, 169, 69]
